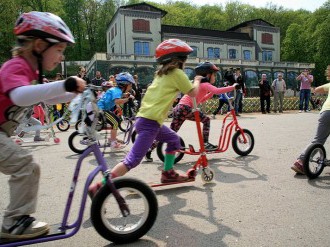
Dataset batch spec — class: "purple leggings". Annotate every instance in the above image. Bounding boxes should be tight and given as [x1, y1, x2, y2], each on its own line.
[170, 104, 210, 142]
[123, 117, 181, 170]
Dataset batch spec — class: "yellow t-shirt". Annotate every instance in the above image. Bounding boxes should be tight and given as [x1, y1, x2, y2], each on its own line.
[137, 68, 194, 125]
[320, 83, 330, 113]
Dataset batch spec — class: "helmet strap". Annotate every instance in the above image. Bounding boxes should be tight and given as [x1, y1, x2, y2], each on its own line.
[32, 41, 53, 84]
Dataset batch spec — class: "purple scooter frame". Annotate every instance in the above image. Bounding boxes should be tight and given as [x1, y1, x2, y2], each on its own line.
[0, 85, 158, 246]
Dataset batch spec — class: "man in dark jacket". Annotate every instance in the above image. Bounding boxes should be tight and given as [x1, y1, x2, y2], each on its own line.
[258, 74, 272, 114]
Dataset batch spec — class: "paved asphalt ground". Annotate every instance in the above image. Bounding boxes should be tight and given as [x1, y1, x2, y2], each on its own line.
[1, 110, 330, 247]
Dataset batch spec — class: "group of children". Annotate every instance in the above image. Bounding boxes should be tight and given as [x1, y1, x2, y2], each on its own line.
[1, 10, 328, 241]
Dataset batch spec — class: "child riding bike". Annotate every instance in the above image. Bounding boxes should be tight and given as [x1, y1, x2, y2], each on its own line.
[0, 11, 85, 240]
[82, 72, 135, 151]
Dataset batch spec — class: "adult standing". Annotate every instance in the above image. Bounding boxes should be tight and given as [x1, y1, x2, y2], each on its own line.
[272, 73, 286, 113]
[296, 69, 314, 112]
[77, 66, 90, 84]
[233, 68, 245, 116]
[91, 70, 105, 86]
[258, 74, 272, 114]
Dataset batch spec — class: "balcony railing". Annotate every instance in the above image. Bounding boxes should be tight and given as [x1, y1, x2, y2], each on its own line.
[86, 52, 315, 71]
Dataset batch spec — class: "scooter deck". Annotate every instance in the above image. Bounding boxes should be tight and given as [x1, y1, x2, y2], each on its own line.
[0, 224, 65, 244]
[149, 178, 195, 188]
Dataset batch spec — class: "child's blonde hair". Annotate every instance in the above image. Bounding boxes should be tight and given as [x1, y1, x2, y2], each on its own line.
[11, 39, 34, 57]
[156, 58, 185, 77]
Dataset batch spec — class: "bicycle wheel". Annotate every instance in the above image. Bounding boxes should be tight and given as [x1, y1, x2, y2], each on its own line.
[91, 177, 158, 244]
[303, 143, 326, 179]
[56, 119, 70, 131]
[75, 117, 104, 132]
[68, 130, 88, 154]
[156, 137, 185, 164]
[119, 117, 131, 133]
[232, 129, 254, 156]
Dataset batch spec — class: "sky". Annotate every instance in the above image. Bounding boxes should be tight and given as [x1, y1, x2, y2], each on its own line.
[147, 0, 327, 12]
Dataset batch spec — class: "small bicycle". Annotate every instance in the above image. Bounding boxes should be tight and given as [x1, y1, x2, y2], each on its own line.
[303, 143, 330, 179]
[0, 86, 159, 246]
[157, 92, 254, 164]
[68, 114, 135, 154]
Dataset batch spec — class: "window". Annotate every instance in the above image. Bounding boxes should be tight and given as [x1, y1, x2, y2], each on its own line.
[243, 50, 251, 60]
[134, 41, 150, 55]
[190, 46, 198, 57]
[132, 19, 150, 32]
[262, 50, 272, 61]
[262, 33, 273, 44]
[207, 47, 220, 58]
[111, 27, 114, 41]
[229, 49, 236, 59]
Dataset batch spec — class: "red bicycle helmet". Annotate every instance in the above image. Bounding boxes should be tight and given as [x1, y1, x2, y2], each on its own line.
[14, 11, 75, 44]
[195, 62, 220, 76]
[155, 39, 193, 64]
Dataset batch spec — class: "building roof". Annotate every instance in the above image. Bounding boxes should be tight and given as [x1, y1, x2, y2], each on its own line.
[226, 19, 275, 31]
[162, 25, 252, 41]
[120, 2, 167, 17]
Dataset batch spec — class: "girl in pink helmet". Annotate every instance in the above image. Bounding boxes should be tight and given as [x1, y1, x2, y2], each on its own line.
[0, 11, 86, 239]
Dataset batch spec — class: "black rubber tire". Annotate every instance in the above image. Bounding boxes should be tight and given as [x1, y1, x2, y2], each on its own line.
[232, 129, 254, 156]
[56, 119, 70, 131]
[68, 130, 88, 154]
[156, 137, 185, 164]
[119, 118, 131, 133]
[75, 117, 104, 132]
[91, 177, 158, 244]
[303, 143, 326, 179]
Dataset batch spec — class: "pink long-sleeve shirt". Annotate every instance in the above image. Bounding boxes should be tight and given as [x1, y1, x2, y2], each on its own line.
[179, 83, 235, 107]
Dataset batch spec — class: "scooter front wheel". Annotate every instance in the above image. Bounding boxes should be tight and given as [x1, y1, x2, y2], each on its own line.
[156, 137, 185, 164]
[91, 177, 158, 244]
[201, 167, 214, 183]
[303, 143, 326, 179]
[232, 129, 254, 156]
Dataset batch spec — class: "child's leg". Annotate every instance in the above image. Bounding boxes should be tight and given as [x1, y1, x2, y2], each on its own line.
[111, 118, 159, 176]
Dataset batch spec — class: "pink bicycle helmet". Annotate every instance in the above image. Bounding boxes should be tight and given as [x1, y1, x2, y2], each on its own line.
[14, 11, 75, 44]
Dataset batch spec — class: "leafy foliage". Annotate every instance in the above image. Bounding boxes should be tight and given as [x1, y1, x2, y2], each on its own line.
[0, 0, 329, 83]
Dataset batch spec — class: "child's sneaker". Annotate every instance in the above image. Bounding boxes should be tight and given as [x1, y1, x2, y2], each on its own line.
[79, 137, 91, 145]
[161, 169, 190, 183]
[33, 136, 45, 142]
[145, 151, 153, 162]
[204, 142, 218, 150]
[1, 216, 49, 239]
[291, 160, 305, 175]
[110, 141, 126, 151]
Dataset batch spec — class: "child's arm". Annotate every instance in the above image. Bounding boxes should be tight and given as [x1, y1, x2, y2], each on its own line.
[10, 77, 85, 106]
[187, 76, 202, 97]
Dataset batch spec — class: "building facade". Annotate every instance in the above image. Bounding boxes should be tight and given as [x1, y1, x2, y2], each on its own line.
[86, 2, 314, 96]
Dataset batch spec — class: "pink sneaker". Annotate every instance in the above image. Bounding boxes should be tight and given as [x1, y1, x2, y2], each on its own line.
[161, 169, 191, 183]
[110, 141, 126, 151]
[291, 160, 305, 175]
